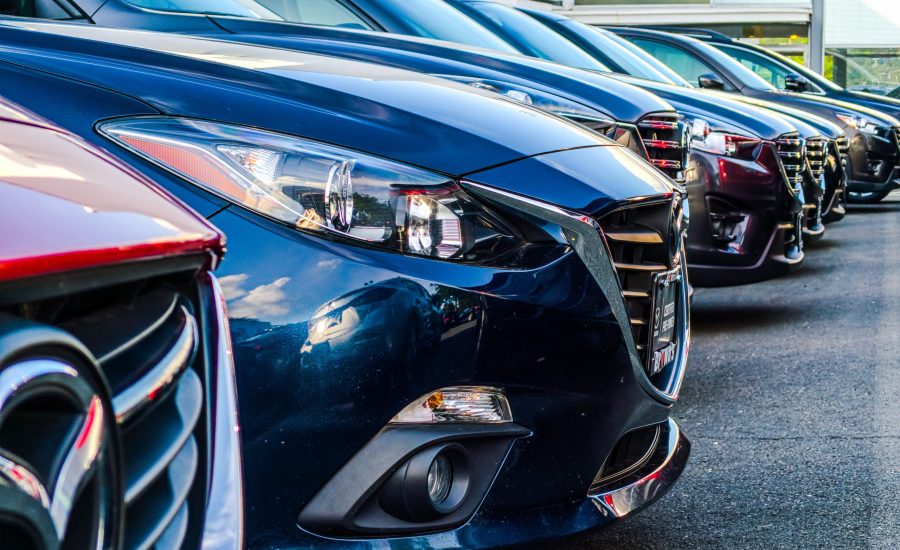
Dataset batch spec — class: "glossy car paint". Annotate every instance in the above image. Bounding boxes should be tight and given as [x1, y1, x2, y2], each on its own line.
[609, 27, 900, 199]
[0, 98, 242, 549]
[0, 102, 222, 280]
[0, 20, 690, 547]
[63, 0, 678, 126]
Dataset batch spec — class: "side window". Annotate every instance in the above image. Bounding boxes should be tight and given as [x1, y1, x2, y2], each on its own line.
[257, 0, 373, 29]
[631, 37, 734, 91]
[717, 45, 793, 89]
[0, 0, 85, 19]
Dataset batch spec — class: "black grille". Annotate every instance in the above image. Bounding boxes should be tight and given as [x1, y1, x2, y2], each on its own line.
[637, 114, 687, 183]
[777, 135, 805, 189]
[835, 135, 850, 169]
[805, 137, 827, 179]
[596, 197, 682, 369]
[893, 127, 900, 157]
[12, 274, 210, 550]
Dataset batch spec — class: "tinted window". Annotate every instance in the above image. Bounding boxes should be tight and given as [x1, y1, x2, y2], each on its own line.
[716, 44, 794, 89]
[630, 37, 734, 90]
[124, 0, 282, 19]
[460, 2, 607, 70]
[0, 0, 84, 18]
[362, 0, 519, 53]
[256, 0, 372, 29]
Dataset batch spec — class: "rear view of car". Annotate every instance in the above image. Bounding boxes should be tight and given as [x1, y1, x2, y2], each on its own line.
[0, 99, 242, 549]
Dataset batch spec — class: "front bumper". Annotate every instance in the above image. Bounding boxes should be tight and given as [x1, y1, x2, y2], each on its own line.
[684, 148, 804, 287]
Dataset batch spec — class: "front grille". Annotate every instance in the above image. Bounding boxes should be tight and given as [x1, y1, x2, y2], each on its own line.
[11, 273, 209, 550]
[892, 127, 900, 157]
[805, 137, 827, 179]
[596, 196, 682, 370]
[835, 135, 850, 169]
[637, 114, 687, 183]
[776, 135, 805, 189]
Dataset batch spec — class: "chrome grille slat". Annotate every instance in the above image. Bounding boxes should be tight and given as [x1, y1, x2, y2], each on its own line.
[124, 369, 203, 504]
[637, 114, 687, 182]
[805, 137, 827, 179]
[153, 503, 189, 550]
[112, 305, 197, 423]
[125, 437, 199, 550]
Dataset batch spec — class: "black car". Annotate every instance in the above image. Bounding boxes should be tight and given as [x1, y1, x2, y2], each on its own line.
[653, 27, 900, 122]
[610, 27, 900, 203]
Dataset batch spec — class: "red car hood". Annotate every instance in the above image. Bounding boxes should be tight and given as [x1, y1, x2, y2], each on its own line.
[0, 98, 223, 283]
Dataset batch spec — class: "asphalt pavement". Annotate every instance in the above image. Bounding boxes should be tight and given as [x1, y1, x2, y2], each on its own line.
[571, 193, 900, 549]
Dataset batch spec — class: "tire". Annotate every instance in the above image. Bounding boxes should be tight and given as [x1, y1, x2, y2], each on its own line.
[846, 189, 892, 203]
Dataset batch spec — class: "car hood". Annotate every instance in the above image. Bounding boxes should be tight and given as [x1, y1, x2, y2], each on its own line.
[730, 96, 843, 139]
[204, 16, 676, 124]
[752, 89, 900, 128]
[0, 19, 606, 177]
[0, 98, 222, 282]
[612, 75, 796, 140]
[843, 89, 900, 120]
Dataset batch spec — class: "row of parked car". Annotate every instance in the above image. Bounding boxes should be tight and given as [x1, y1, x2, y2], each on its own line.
[2, 1, 899, 548]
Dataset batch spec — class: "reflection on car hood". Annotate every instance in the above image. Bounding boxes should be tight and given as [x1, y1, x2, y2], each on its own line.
[764, 89, 900, 127]
[205, 16, 677, 123]
[733, 96, 843, 139]
[0, 18, 607, 176]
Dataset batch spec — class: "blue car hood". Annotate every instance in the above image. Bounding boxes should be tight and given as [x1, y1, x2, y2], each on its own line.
[201, 16, 676, 124]
[0, 19, 607, 177]
[730, 96, 843, 139]
[754, 89, 900, 128]
[843, 90, 900, 120]
[613, 75, 796, 140]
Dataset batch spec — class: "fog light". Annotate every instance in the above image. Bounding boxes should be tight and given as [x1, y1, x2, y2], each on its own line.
[390, 387, 512, 424]
[427, 454, 453, 504]
[380, 444, 471, 522]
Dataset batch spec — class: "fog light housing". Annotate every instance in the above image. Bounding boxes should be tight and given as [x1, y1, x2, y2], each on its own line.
[380, 444, 471, 521]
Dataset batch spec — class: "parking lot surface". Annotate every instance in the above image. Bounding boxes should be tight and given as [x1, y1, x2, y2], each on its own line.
[569, 194, 900, 549]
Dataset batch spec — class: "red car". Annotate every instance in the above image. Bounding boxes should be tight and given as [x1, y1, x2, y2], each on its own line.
[0, 99, 242, 549]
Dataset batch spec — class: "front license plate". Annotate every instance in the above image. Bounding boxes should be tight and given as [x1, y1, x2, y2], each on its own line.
[648, 268, 681, 376]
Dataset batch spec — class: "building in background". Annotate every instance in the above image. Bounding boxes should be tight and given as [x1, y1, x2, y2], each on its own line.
[522, 0, 900, 94]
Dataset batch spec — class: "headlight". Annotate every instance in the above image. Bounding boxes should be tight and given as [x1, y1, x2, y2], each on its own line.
[690, 119, 761, 160]
[100, 117, 519, 261]
[835, 113, 877, 134]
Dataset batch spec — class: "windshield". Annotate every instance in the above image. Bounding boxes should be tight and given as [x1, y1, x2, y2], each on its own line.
[124, 0, 282, 19]
[358, 0, 519, 53]
[690, 38, 777, 91]
[601, 29, 693, 87]
[456, 2, 609, 71]
[732, 43, 842, 92]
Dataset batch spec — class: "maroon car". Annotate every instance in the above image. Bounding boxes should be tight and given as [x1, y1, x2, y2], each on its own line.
[0, 99, 242, 549]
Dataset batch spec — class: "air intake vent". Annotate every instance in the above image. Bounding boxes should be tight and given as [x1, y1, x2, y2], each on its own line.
[596, 196, 683, 376]
[637, 114, 687, 183]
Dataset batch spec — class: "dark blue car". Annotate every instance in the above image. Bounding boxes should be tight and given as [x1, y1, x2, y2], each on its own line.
[0, 18, 691, 548]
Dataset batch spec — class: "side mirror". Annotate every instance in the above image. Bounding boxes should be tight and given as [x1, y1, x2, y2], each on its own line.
[698, 73, 726, 90]
[784, 73, 810, 92]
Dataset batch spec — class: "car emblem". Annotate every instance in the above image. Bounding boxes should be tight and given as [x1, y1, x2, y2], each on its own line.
[0, 358, 118, 548]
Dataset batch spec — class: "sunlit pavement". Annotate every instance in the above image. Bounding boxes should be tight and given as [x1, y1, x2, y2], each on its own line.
[567, 192, 900, 548]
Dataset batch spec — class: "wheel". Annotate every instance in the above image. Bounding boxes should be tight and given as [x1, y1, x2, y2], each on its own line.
[846, 189, 892, 203]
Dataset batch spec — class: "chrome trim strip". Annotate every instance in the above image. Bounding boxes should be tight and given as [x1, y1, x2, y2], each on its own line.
[589, 419, 690, 518]
[112, 306, 197, 423]
[464, 182, 689, 403]
[200, 274, 244, 550]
